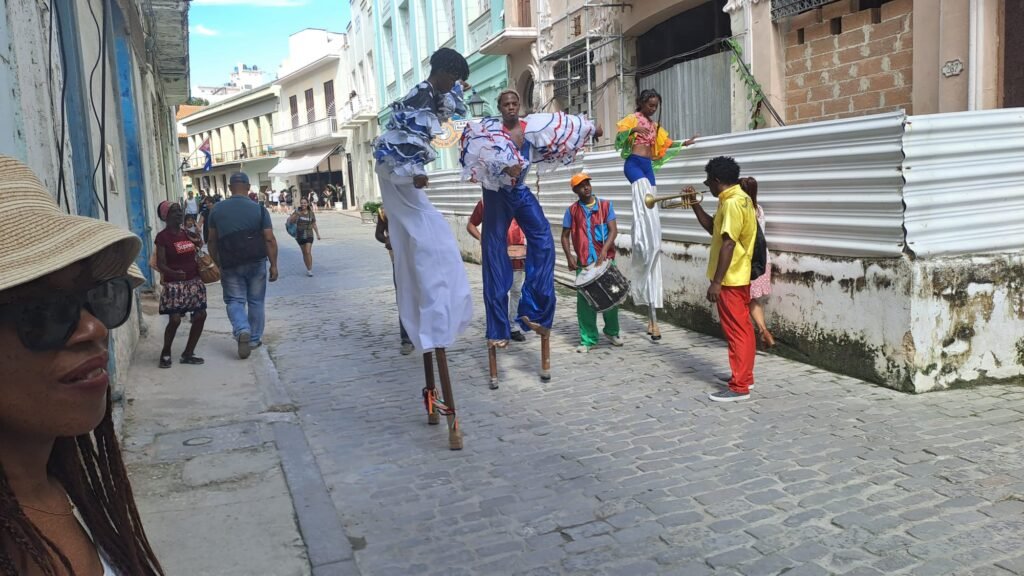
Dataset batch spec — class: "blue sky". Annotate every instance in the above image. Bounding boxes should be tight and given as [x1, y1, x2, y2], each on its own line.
[188, 0, 351, 92]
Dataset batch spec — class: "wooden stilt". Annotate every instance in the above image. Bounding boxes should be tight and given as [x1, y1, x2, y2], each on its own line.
[487, 343, 499, 390]
[520, 316, 552, 382]
[434, 348, 462, 450]
[540, 332, 551, 382]
[423, 352, 439, 425]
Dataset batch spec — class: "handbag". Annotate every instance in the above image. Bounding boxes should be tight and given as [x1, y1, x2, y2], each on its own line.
[286, 217, 298, 238]
[196, 250, 221, 284]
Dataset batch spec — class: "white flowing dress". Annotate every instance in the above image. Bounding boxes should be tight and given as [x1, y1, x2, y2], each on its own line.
[373, 82, 473, 351]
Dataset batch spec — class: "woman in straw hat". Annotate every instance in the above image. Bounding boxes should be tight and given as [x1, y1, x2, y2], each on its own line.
[0, 155, 163, 574]
[155, 200, 208, 368]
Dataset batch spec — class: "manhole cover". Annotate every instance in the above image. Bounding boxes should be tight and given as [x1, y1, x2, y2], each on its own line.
[183, 436, 213, 447]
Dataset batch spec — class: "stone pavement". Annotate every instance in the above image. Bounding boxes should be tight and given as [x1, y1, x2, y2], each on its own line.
[135, 210, 1024, 576]
[122, 284, 311, 575]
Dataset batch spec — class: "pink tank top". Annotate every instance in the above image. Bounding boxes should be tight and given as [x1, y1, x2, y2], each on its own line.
[633, 113, 657, 146]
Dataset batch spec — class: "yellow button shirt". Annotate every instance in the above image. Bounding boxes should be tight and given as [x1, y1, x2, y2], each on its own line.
[707, 184, 757, 287]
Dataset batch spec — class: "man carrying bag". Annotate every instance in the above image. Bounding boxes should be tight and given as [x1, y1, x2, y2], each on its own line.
[208, 172, 279, 359]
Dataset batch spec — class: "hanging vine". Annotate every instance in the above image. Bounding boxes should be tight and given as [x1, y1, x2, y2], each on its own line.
[725, 38, 770, 130]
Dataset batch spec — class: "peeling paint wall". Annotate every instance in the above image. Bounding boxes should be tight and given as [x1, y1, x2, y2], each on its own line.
[910, 254, 1024, 391]
[1, 0, 186, 393]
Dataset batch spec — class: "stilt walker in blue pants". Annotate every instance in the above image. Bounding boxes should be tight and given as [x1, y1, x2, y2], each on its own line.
[461, 89, 601, 386]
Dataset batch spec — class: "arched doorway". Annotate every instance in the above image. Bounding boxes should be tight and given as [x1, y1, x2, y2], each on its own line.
[517, 70, 536, 114]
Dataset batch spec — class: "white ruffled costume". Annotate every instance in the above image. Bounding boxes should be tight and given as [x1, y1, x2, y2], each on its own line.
[373, 82, 473, 351]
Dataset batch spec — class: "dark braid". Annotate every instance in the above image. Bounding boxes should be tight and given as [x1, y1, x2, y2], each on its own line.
[1, 395, 164, 575]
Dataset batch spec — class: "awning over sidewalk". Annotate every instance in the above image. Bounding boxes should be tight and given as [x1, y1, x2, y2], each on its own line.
[268, 145, 340, 178]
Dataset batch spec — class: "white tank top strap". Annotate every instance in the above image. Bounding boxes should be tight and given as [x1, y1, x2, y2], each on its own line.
[71, 503, 121, 576]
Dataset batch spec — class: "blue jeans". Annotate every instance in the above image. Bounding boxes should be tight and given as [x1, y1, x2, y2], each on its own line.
[220, 260, 268, 344]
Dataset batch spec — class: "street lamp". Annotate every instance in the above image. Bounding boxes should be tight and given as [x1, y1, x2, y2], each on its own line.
[466, 91, 487, 118]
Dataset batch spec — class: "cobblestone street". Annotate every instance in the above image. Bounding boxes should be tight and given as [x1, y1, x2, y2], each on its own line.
[264, 211, 1024, 576]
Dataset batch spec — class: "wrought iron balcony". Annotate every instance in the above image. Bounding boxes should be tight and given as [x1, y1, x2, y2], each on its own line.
[338, 96, 378, 126]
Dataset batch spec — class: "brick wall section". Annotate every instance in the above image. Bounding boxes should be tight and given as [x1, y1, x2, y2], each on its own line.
[784, 0, 913, 124]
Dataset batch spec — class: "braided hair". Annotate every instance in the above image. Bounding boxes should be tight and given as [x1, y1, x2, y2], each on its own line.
[635, 89, 665, 145]
[0, 395, 163, 575]
[429, 47, 470, 81]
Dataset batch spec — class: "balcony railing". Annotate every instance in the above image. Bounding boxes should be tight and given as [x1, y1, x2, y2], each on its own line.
[182, 145, 277, 170]
[338, 96, 378, 125]
[273, 116, 340, 148]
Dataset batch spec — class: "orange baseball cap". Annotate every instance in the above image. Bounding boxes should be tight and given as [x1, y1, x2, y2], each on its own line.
[570, 172, 592, 188]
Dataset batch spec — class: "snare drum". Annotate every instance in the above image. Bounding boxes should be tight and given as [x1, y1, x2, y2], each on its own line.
[575, 261, 630, 313]
[507, 244, 527, 260]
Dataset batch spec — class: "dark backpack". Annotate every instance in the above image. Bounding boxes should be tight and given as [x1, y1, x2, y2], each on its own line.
[217, 200, 268, 270]
[750, 221, 767, 281]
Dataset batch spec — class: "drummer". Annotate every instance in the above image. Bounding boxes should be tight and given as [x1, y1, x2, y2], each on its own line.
[560, 173, 623, 353]
[467, 199, 528, 342]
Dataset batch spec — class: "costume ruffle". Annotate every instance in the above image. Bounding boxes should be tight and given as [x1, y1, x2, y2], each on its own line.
[459, 113, 596, 189]
[373, 82, 465, 177]
[614, 113, 681, 170]
[523, 113, 596, 170]
[458, 118, 524, 190]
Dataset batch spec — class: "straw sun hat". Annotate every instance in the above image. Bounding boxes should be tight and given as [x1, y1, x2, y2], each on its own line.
[0, 155, 145, 294]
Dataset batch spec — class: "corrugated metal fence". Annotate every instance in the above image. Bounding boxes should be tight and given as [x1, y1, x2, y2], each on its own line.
[638, 51, 733, 140]
[903, 108, 1024, 257]
[428, 108, 1024, 259]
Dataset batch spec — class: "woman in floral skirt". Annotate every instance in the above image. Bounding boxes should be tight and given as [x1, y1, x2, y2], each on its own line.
[155, 201, 208, 368]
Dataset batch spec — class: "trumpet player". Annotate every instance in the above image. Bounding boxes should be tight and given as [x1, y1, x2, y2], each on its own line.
[615, 89, 697, 341]
[691, 157, 759, 402]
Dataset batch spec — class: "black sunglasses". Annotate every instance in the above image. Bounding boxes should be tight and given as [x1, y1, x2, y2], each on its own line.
[0, 277, 134, 351]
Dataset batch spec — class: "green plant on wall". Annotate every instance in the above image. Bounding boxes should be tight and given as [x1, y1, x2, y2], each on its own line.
[726, 38, 769, 130]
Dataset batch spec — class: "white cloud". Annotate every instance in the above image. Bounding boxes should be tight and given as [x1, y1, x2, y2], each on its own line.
[190, 24, 220, 36]
[191, 0, 309, 6]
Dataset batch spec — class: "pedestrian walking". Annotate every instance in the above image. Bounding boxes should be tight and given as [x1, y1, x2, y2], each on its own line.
[208, 172, 279, 359]
[691, 156, 758, 402]
[185, 190, 199, 217]
[615, 89, 697, 341]
[288, 197, 321, 276]
[467, 199, 527, 342]
[375, 207, 415, 355]
[197, 195, 216, 243]
[257, 187, 268, 208]
[0, 155, 164, 575]
[560, 173, 623, 353]
[154, 201, 207, 368]
[270, 189, 280, 213]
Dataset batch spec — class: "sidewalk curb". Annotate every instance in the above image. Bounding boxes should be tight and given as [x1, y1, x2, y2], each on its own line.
[253, 349, 360, 576]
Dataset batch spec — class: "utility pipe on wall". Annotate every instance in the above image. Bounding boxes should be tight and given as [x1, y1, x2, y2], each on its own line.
[968, 0, 980, 110]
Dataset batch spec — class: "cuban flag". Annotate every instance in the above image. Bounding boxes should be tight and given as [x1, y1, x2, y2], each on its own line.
[199, 138, 212, 171]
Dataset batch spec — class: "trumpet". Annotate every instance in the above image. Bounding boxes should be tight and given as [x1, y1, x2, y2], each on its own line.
[643, 186, 703, 209]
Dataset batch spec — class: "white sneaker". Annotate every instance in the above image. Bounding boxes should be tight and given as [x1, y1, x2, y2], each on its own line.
[607, 335, 623, 347]
[306, 269, 314, 277]
[575, 345, 591, 353]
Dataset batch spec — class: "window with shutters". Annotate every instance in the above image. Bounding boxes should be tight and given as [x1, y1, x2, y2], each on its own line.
[289, 95, 299, 128]
[305, 89, 315, 123]
[324, 80, 336, 117]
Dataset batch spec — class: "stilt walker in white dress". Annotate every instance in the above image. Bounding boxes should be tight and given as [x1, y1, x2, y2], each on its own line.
[373, 48, 474, 450]
[615, 89, 697, 340]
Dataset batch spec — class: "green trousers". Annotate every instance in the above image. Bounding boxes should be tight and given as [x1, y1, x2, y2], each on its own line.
[576, 267, 620, 346]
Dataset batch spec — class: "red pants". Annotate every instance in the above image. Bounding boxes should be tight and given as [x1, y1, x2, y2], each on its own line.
[717, 285, 755, 394]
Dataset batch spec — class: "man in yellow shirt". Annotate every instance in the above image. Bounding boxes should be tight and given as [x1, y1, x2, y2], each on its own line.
[691, 156, 758, 402]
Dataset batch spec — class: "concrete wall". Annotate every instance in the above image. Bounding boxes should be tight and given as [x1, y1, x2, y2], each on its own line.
[784, 0, 914, 123]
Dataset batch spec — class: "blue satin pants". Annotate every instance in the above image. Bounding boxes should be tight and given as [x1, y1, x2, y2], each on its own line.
[481, 185, 556, 340]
